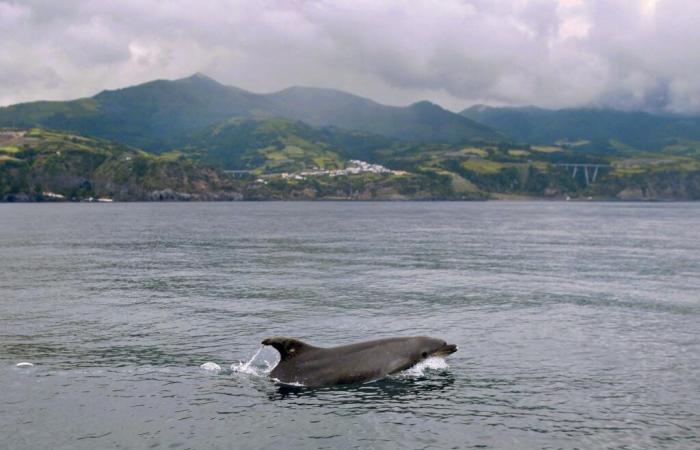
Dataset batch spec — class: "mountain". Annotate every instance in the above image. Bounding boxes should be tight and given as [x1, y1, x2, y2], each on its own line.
[0, 74, 502, 150]
[264, 87, 501, 143]
[461, 105, 700, 153]
[0, 74, 269, 151]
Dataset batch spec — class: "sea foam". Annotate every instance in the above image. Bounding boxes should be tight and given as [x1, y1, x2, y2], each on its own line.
[199, 362, 222, 372]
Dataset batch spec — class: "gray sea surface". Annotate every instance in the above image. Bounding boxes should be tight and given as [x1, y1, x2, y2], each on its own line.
[1, 202, 699, 449]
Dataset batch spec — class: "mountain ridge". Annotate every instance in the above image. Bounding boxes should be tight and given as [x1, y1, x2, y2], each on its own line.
[0, 74, 502, 149]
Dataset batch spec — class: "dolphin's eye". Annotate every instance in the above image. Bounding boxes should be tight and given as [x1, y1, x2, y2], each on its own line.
[421, 352, 428, 358]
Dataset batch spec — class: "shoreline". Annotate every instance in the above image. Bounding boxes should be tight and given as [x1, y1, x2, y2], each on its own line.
[1, 197, 696, 204]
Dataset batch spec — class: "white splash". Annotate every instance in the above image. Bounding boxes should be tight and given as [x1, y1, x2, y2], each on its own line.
[231, 346, 278, 377]
[199, 362, 222, 372]
[272, 378, 305, 387]
[16, 362, 34, 368]
[401, 356, 449, 377]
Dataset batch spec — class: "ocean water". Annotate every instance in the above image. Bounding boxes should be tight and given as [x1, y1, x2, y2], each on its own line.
[1, 202, 699, 449]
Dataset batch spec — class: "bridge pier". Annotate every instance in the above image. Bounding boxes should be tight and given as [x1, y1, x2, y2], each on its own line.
[555, 163, 610, 186]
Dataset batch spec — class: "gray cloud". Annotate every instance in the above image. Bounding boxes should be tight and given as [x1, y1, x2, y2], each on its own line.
[1, 0, 699, 113]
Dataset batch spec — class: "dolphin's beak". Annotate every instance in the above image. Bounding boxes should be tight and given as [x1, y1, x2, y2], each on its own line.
[433, 343, 458, 357]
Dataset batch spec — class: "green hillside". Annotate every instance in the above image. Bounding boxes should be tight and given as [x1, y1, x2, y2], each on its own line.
[0, 128, 240, 201]
[362, 138, 700, 200]
[182, 117, 393, 171]
[3, 125, 700, 201]
[0, 127, 470, 201]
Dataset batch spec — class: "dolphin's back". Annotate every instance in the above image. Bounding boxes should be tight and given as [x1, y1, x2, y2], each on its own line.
[267, 337, 422, 387]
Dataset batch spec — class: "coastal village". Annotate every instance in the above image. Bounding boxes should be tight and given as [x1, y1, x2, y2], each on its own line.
[276, 159, 407, 181]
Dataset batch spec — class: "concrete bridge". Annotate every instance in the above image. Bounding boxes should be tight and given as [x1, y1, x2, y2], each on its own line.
[554, 163, 611, 186]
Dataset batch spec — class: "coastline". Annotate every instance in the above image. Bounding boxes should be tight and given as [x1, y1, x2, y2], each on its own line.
[2, 196, 696, 203]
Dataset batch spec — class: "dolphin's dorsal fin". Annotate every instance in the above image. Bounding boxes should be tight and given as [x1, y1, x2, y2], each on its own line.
[262, 337, 315, 361]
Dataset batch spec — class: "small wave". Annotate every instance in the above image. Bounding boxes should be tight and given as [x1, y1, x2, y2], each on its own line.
[271, 378, 305, 387]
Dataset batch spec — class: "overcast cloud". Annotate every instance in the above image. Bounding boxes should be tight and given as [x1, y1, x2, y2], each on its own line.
[1, 0, 699, 112]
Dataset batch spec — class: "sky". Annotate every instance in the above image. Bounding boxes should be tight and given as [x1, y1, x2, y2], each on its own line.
[1, 0, 699, 113]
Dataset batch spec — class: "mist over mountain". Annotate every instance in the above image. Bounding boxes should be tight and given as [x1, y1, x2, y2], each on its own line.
[462, 105, 700, 152]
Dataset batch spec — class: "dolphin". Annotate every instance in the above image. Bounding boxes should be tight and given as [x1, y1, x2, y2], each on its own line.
[261, 336, 457, 387]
